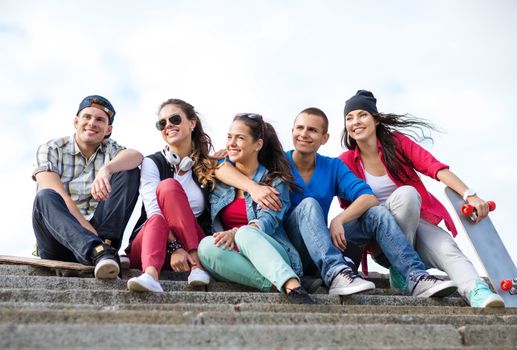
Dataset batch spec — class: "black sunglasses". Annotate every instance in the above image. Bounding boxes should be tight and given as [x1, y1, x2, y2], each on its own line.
[156, 114, 182, 131]
[235, 113, 263, 121]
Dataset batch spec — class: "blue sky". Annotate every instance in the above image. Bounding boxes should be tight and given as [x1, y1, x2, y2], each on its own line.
[1, 0, 516, 275]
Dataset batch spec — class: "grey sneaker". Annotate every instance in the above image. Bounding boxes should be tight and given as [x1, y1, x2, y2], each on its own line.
[411, 275, 457, 297]
[329, 269, 375, 296]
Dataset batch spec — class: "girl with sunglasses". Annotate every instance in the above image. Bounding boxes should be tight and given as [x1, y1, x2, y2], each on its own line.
[198, 113, 315, 304]
[339, 90, 504, 307]
[126, 99, 215, 292]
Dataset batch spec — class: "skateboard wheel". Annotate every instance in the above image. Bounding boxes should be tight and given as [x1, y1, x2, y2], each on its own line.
[488, 201, 496, 212]
[501, 279, 513, 291]
[461, 204, 474, 216]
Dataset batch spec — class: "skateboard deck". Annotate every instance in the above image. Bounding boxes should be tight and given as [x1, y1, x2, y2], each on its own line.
[0, 255, 94, 277]
[444, 187, 517, 307]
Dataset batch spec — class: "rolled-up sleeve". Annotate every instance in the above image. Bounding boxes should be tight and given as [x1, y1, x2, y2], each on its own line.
[32, 143, 60, 181]
[395, 132, 449, 180]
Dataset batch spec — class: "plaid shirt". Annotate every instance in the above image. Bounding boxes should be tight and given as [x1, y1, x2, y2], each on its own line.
[32, 134, 126, 220]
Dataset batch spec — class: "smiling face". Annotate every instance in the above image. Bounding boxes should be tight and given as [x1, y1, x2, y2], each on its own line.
[74, 107, 112, 148]
[158, 103, 196, 148]
[291, 112, 329, 155]
[345, 109, 378, 143]
[226, 120, 263, 165]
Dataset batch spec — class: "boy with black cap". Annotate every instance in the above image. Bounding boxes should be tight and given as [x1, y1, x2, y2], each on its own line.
[32, 95, 143, 279]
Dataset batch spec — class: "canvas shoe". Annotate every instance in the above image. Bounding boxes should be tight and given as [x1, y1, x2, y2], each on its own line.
[188, 268, 211, 286]
[389, 266, 408, 292]
[411, 275, 457, 297]
[468, 280, 505, 308]
[329, 268, 375, 296]
[286, 286, 315, 304]
[91, 244, 120, 279]
[127, 273, 164, 293]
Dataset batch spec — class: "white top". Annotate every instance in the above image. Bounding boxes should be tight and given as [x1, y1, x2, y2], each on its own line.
[139, 157, 205, 218]
[364, 169, 397, 205]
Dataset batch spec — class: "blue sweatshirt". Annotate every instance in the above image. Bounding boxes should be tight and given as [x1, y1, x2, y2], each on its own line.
[286, 150, 373, 223]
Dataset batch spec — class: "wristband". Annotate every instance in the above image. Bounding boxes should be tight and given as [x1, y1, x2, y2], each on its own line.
[166, 240, 183, 255]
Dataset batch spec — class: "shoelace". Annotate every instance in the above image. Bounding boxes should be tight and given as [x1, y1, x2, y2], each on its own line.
[339, 269, 357, 283]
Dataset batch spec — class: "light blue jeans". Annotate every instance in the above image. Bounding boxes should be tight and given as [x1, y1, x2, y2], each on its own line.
[198, 225, 298, 292]
[285, 197, 428, 290]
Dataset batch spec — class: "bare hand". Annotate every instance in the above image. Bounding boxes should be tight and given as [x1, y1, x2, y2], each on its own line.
[170, 248, 195, 272]
[329, 217, 347, 252]
[467, 196, 490, 223]
[213, 149, 227, 160]
[91, 165, 112, 201]
[213, 229, 236, 250]
[248, 182, 281, 211]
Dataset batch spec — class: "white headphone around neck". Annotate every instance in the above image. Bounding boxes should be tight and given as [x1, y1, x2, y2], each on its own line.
[164, 148, 193, 172]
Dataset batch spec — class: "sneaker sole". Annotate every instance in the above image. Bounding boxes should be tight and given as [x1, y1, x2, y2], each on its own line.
[188, 279, 210, 287]
[415, 280, 457, 298]
[94, 260, 120, 279]
[329, 281, 375, 296]
[481, 295, 505, 308]
[127, 279, 163, 293]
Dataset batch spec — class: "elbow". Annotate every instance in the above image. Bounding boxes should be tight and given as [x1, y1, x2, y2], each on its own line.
[365, 194, 379, 207]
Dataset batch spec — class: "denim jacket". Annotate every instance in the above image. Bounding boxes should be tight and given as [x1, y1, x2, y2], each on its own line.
[209, 163, 303, 276]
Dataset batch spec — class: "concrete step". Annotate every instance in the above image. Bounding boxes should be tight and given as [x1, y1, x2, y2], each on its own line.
[0, 274, 409, 295]
[1, 307, 515, 327]
[0, 288, 466, 307]
[0, 324, 467, 349]
[1, 301, 514, 316]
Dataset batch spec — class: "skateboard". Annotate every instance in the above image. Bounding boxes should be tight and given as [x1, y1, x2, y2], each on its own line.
[444, 187, 517, 307]
[0, 255, 94, 277]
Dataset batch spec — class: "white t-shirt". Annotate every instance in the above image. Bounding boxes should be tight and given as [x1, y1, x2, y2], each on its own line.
[364, 169, 397, 205]
[139, 157, 205, 218]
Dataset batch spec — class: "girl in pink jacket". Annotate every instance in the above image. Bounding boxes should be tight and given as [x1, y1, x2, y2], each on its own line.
[339, 89, 504, 308]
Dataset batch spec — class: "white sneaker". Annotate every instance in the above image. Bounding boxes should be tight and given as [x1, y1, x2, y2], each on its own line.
[411, 275, 457, 298]
[329, 268, 375, 295]
[94, 258, 120, 279]
[127, 273, 163, 293]
[188, 268, 210, 286]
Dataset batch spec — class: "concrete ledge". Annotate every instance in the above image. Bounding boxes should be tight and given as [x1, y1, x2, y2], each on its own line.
[1, 308, 515, 327]
[460, 325, 517, 347]
[0, 324, 463, 348]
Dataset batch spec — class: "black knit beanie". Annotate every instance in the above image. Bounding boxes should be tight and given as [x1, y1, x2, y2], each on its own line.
[344, 90, 378, 116]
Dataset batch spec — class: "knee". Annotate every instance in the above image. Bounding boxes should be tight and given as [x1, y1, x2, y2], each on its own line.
[198, 236, 218, 258]
[34, 189, 62, 208]
[393, 186, 421, 207]
[298, 197, 322, 214]
[234, 225, 262, 246]
[113, 168, 140, 185]
[156, 178, 183, 198]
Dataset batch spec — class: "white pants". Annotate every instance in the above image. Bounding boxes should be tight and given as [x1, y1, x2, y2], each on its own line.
[384, 186, 480, 298]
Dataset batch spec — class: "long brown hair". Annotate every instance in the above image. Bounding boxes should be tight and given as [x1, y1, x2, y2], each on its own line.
[158, 99, 216, 190]
[341, 112, 442, 183]
[233, 114, 297, 191]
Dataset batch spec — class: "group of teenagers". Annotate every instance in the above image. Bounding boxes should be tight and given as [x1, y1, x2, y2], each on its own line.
[31, 90, 505, 308]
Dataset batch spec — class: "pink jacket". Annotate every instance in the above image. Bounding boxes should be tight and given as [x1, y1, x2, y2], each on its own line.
[338, 131, 457, 237]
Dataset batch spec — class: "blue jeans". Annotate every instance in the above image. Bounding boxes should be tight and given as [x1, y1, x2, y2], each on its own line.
[285, 198, 428, 290]
[32, 169, 140, 265]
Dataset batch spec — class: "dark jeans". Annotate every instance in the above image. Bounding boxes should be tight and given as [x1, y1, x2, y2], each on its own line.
[32, 169, 140, 265]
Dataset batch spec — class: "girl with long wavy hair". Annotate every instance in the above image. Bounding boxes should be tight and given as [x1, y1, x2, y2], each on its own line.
[339, 90, 504, 308]
[198, 113, 314, 304]
[126, 99, 215, 292]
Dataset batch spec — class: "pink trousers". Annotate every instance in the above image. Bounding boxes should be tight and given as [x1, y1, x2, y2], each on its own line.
[128, 179, 206, 274]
